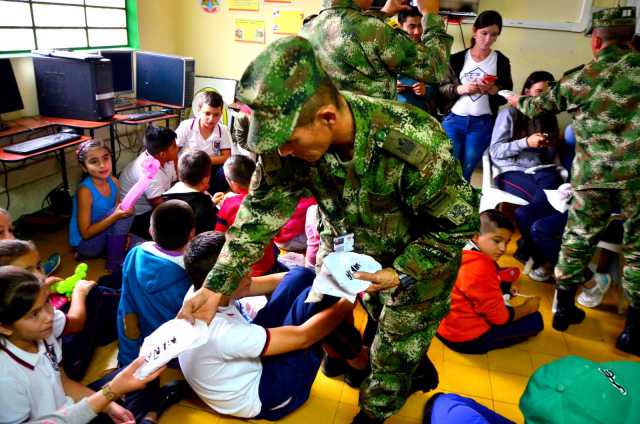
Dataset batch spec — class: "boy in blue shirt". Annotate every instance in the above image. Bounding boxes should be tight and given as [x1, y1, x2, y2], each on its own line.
[117, 199, 195, 366]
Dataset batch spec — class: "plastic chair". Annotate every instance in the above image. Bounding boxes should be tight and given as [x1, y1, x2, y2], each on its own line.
[479, 149, 530, 212]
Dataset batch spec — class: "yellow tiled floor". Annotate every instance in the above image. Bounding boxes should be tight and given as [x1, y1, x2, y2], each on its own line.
[30, 226, 638, 424]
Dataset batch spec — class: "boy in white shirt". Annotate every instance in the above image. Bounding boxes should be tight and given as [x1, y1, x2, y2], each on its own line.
[119, 125, 179, 240]
[175, 91, 234, 193]
[179, 231, 354, 420]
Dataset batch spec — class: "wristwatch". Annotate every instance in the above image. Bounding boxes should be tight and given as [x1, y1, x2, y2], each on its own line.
[100, 383, 119, 401]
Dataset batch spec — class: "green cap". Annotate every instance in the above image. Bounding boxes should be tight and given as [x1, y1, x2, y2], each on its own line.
[520, 356, 640, 424]
[585, 6, 636, 35]
[236, 36, 330, 154]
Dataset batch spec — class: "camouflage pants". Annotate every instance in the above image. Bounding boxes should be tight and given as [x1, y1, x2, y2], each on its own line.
[556, 187, 640, 306]
[359, 289, 451, 420]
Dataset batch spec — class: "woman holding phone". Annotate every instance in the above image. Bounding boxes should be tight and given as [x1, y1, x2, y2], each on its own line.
[439, 10, 513, 181]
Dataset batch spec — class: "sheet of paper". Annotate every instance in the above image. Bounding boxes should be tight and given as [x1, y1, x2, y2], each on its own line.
[229, 0, 259, 11]
[272, 9, 304, 34]
[234, 18, 266, 43]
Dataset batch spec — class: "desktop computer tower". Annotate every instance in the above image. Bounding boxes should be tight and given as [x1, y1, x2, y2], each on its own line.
[136, 52, 195, 108]
[33, 53, 115, 121]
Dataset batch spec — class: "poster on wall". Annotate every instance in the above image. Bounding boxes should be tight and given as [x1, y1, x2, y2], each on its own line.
[265, 0, 292, 3]
[234, 18, 266, 43]
[200, 0, 222, 13]
[229, 0, 260, 11]
[272, 9, 304, 35]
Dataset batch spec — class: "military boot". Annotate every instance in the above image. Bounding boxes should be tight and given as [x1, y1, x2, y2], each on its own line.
[351, 410, 384, 424]
[410, 355, 439, 394]
[552, 286, 585, 331]
[616, 305, 640, 356]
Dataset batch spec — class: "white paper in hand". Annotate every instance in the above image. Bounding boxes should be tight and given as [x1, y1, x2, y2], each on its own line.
[498, 89, 516, 98]
[544, 183, 572, 213]
[306, 252, 382, 303]
[135, 319, 209, 379]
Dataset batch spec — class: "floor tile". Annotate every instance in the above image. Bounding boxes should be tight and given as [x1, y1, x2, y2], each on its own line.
[467, 395, 493, 410]
[487, 348, 534, 377]
[490, 371, 529, 404]
[311, 371, 346, 402]
[516, 328, 569, 356]
[277, 396, 339, 424]
[439, 362, 492, 399]
[334, 402, 358, 423]
[427, 337, 445, 363]
[443, 346, 489, 369]
[493, 401, 524, 424]
[159, 405, 219, 423]
[340, 383, 360, 406]
[529, 352, 560, 371]
[396, 392, 431, 420]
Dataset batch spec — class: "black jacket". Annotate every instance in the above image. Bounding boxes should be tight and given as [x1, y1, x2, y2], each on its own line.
[438, 49, 513, 116]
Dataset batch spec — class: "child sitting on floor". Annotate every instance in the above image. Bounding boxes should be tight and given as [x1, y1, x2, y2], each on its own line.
[437, 209, 543, 354]
[69, 140, 132, 273]
[117, 199, 195, 367]
[179, 231, 354, 420]
[163, 150, 217, 234]
[0, 266, 162, 424]
[119, 125, 179, 241]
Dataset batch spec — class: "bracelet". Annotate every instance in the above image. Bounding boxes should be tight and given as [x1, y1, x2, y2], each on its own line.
[100, 383, 119, 402]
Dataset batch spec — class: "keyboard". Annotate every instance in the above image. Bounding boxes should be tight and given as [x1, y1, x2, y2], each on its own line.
[125, 110, 170, 121]
[4, 133, 81, 155]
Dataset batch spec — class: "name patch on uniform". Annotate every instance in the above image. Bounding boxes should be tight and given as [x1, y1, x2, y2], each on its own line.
[379, 130, 428, 168]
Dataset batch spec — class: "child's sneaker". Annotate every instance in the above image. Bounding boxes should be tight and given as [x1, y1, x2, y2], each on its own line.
[41, 253, 61, 276]
[528, 265, 552, 282]
[577, 273, 612, 308]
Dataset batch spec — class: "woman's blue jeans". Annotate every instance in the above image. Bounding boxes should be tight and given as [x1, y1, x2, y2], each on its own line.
[442, 113, 494, 181]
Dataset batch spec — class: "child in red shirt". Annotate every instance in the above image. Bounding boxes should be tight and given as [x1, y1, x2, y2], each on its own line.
[214, 155, 276, 276]
[437, 209, 543, 354]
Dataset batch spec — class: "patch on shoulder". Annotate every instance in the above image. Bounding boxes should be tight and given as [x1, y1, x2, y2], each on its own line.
[378, 129, 428, 168]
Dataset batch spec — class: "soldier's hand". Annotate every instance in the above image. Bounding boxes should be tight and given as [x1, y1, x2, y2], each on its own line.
[177, 286, 221, 324]
[527, 133, 548, 148]
[355, 268, 400, 293]
[381, 0, 411, 16]
[397, 80, 407, 93]
[416, 0, 440, 15]
[412, 82, 426, 96]
[506, 94, 521, 107]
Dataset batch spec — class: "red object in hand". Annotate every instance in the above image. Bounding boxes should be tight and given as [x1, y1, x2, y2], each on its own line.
[483, 74, 498, 84]
[498, 267, 520, 283]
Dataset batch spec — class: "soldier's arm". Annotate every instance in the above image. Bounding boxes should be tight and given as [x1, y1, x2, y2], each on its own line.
[204, 156, 303, 295]
[517, 66, 586, 118]
[393, 151, 480, 282]
[370, 13, 453, 84]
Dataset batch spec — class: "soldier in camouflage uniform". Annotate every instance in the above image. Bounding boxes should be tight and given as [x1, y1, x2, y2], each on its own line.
[300, 0, 452, 99]
[507, 7, 640, 356]
[178, 36, 479, 423]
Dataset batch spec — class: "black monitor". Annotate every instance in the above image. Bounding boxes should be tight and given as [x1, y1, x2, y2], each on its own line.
[99, 50, 134, 95]
[0, 59, 24, 130]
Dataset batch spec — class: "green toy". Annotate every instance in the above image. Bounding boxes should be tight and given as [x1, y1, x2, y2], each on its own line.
[50, 263, 88, 299]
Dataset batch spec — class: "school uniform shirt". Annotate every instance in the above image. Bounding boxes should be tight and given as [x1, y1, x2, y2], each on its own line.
[437, 249, 512, 343]
[117, 242, 191, 366]
[176, 118, 233, 157]
[119, 151, 177, 216]
[179, 300, 268, 418]
[163, 182, 217, 234]
[0, 310, 71, 424]
[450, 50, 498, 117]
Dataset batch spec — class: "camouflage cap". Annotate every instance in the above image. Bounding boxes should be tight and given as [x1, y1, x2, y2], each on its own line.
[585, 7, 636, 36]
[236, 36, 330, 154]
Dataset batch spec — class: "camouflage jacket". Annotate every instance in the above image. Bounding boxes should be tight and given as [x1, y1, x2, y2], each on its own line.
[205, 92, 479, 306]
[517, 44, 640, 190]
[300, 0, 452, 99]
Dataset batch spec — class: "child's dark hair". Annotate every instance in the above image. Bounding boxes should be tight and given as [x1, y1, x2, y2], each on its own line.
[184, 231, 226, 289]
[0, 266, 41, 327]
[144, 125, 177, 156]
[479, 209, 515, 234]
[150, 199, 195, 250]
[223, 155, 256, 187]
[398, 6, 422, 24]
[513, 70, 559, 142]
[0, 240, 36, 266]
[520, 71, 555, 95]
[471, 10, 503, 47]
[179, 150, 212, 186]
[192, 90, 224, 114]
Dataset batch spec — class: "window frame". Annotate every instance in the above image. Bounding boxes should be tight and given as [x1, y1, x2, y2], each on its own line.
[0, 0, 139, 56]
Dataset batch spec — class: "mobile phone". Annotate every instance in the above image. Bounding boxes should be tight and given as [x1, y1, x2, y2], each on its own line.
[482, 74, 497, 84]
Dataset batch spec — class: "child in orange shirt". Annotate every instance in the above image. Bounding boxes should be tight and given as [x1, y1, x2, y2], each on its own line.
[437, 210, 543, 354]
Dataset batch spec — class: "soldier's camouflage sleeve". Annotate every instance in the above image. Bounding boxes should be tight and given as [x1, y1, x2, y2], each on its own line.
[517, 66, 586, 118]
[393, 153, 480, 283]
[204, 156, 304, 295]
[376, 13, 453, 84]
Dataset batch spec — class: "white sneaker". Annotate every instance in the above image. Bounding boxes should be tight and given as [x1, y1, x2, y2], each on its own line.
[529, 266, 552, 282]
[577, 273, 612, 308]
[552, 289, 558, 314]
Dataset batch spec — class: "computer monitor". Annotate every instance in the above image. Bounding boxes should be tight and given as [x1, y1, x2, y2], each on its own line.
[99, 50, 134, 96]
[0, 59, 24, 131]
[136, 51, 195, 108]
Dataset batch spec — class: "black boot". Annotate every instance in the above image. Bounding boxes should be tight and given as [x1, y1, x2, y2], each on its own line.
[410, 355, 439, 394]
[321, 353, 347, 378]
[344, 361, 371, 388]
[552, 286, 585, 331]
[351, 410, 384, 424]
[616, 305, 640, 356]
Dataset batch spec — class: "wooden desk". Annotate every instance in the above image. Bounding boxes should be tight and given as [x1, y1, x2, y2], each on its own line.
[0, 135, 91, 193]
